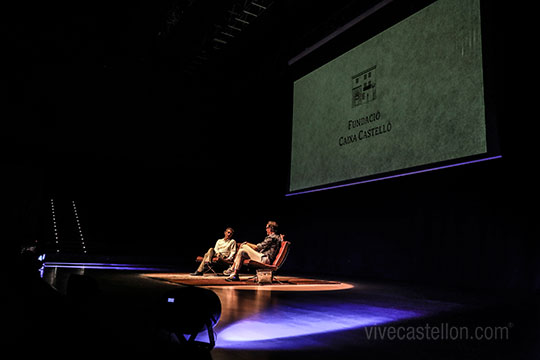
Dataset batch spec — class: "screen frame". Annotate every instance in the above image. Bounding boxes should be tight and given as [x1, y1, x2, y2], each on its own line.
[286, 0, 502, 196]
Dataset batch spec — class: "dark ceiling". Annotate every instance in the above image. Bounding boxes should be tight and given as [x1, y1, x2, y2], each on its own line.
[7, 0, 390, 173]
[9, 1, 386, 76]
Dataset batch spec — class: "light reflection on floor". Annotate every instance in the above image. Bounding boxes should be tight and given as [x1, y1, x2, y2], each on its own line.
[210, 286, 461, 350]
[214, 303, 424, 349]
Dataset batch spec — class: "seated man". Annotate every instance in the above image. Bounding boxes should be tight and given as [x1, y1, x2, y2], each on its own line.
[191, 227, 237, 276]
[224, 221, 281, 282]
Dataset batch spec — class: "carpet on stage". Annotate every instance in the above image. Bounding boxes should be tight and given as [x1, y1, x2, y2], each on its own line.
[140, 273, 342, 287]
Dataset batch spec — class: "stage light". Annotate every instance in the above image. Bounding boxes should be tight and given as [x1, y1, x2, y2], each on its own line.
[234, 17, 249, 25]
[251, 3, 266, 10]
[157, 287, 222, 350]
[227, 24, 241, 31]
[242, 10, 257, 17]
[213, 38, 227, 45]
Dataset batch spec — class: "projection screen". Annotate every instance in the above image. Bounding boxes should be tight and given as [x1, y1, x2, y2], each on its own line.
[288, 0, 499, 195]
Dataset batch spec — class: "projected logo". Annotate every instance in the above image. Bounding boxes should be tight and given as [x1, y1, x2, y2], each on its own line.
[352, 66, 377, 107]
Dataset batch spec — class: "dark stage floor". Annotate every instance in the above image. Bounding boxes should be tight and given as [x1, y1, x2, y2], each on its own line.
[7, 261, 539, 359]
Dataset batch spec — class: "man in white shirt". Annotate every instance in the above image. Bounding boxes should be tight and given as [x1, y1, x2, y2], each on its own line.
[191, 227, 237, 276]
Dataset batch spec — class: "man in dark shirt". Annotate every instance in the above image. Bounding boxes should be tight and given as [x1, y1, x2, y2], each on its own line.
[225, 221, 281, 282]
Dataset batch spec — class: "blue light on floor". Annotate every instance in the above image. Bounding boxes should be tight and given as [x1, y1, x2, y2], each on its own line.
[42, 262, 168, 271]
[216, 302, 427, 349]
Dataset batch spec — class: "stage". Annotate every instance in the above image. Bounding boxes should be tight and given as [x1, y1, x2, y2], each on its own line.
[8, 261, 538, 359]
[140, 272, 353, 290]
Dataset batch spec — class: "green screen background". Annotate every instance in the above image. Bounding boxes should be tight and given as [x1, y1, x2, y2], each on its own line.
[290, 0, 486, 192]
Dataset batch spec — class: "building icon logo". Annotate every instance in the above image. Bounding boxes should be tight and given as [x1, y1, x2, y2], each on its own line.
[352, 66, 376, 107]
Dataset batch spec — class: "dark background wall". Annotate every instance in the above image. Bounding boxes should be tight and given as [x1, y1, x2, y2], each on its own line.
[5, 1, 537, 292]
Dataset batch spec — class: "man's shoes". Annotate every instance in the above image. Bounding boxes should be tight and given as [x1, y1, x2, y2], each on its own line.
[222, 267, 233, 276]
[225, 274, 240, 282]
[190, 271, 203, 276]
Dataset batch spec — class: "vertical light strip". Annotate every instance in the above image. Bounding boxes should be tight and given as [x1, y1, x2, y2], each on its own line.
[51, 198, 60, 253]
[72, 200, 87, 254]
